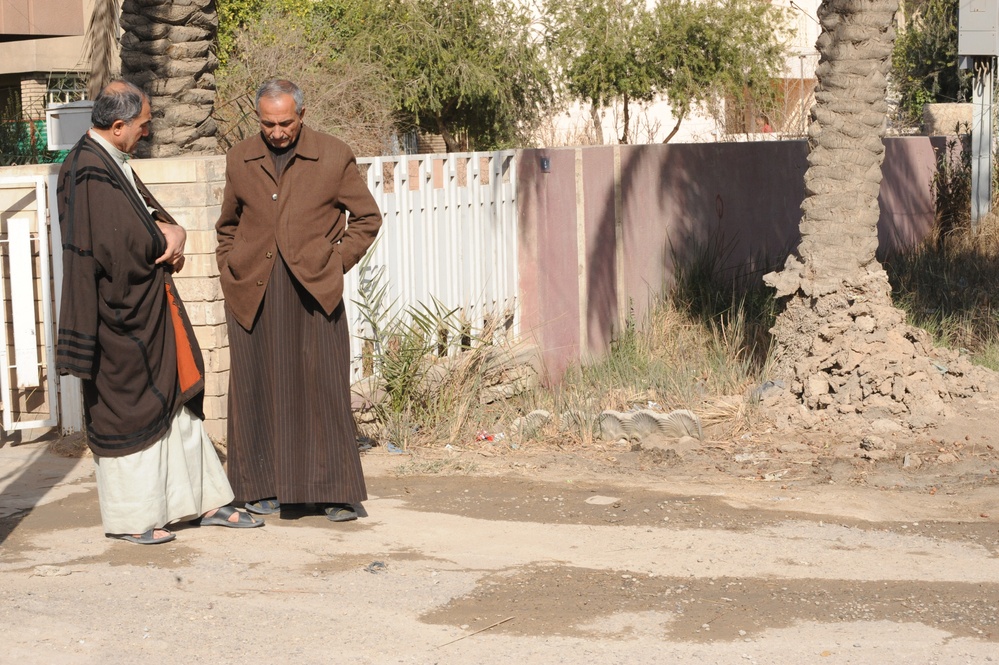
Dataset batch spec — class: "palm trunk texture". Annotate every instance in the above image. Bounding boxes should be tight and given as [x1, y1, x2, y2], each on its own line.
[120, 0, 219, 157]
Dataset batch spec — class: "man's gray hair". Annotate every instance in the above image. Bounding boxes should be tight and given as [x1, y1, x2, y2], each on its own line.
[91, 81, 147, 129]
[256, 79, 304, 114]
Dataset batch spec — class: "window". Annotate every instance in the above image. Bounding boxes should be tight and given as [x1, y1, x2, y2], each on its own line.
[45, 74, 87, 106]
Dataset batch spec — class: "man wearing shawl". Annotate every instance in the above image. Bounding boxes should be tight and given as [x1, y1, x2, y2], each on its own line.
[56, 81, 264, 544]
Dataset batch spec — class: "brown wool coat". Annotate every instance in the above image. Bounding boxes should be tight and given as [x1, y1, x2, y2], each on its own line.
[216, 126, 383, 330]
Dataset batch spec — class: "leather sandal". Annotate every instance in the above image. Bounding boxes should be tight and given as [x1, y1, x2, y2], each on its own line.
[323, 503, 358, 522]
[245, 498, 281, 515]
[110, 528, 175, 545]
[197, 505, 264, 528]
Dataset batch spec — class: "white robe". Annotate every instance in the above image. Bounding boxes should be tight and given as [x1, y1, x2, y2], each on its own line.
[93, 406, 234, 534]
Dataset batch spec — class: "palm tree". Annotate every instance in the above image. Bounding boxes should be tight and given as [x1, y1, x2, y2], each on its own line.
[763, 0, 985, 424]
[84, 0, 218, 157]
[82, 0, 121, 99]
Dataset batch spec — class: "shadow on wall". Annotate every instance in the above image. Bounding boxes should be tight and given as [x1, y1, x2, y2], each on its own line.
[519, 137, 945, 384]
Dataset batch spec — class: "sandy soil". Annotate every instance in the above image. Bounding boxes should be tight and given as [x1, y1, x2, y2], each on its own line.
[1, 396, 998, 665]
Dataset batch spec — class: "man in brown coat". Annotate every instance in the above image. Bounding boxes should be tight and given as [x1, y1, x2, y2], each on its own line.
[216, 79, 382, 520]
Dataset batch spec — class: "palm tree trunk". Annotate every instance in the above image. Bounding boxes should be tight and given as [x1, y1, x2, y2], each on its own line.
[767, 0, 899, 303]
[119, 0, 218, 157]
[763, 0, 994, 425]
[764, 0, 911, 413]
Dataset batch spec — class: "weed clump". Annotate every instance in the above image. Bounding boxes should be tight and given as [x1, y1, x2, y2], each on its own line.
[883, 133, 999, 370]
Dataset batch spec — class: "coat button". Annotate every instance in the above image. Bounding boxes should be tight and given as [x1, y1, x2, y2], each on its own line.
[256, 280, 264, 286]
[271, 193, 277, 200]
[266, 251, 273, 259]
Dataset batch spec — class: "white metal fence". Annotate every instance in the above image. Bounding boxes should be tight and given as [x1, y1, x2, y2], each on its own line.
[0, 175, 61, 432]
[345, 150, 519, 380]
[0, 151, 519, 433]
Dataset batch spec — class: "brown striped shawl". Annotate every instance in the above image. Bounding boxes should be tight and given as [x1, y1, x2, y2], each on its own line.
[55, 134, 205, 457]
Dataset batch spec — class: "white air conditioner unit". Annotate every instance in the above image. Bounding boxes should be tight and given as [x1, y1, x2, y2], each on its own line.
[45, 100, 93, 151]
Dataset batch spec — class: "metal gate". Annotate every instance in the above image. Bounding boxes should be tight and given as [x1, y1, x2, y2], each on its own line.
[0, 172, 82, 435]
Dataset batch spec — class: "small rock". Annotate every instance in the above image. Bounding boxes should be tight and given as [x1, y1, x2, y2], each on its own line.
[855, 315, 876, 333]
[750, 379, 785, 402]
[870, 418, 904, 434]
[861, 449, 891, 461]
[860, 436, 895, 452]
[902, 453, 923, 469]
[936, 452, 959, 464]
[859, 435, 884, 451]
[906, 414, 937, 429]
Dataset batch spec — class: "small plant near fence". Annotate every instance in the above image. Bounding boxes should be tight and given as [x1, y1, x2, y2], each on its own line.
[352, 251, 513, 451]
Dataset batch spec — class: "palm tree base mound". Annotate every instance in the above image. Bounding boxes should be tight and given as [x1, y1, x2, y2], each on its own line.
[764, 262, 996, 432]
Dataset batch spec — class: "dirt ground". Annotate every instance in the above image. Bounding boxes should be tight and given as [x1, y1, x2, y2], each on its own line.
[1, 392, 998, 665]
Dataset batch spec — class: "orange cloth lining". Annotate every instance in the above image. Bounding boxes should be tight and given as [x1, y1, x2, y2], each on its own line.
[165, 283, 202, 393]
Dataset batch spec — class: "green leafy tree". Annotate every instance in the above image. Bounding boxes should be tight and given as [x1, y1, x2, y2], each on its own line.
[216, 0, 329, 67]
[544, 0, 655, 144]
[891, 0, 971, 125]
[546, 0, 789, 144]
[346, 0, 553, 152]
[215, 5, 396, 156]
[649, 0, 789, 142]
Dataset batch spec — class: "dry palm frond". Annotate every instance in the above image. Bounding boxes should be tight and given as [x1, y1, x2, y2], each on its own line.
[698, 397, 744, 425]
[83, 0, 121, 99]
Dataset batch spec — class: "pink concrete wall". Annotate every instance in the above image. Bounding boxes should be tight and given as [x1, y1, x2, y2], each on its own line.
[518, 137, 942, 383]
[877, 137, 943, 253]
[517, 150, 582, 383]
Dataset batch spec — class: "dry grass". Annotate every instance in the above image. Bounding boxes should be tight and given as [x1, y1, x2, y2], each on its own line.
[496, 285, 775, 450]
[47, 432, 90, 458]
[356, 231, 780, 455]
[884, 208, 999, 369]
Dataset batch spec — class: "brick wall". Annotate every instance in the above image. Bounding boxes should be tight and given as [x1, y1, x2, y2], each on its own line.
[131, 155, 230, 442]
[19, 75, 47, 119]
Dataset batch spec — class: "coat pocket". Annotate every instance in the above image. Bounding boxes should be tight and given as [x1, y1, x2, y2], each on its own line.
[226, 237, 249, 279]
